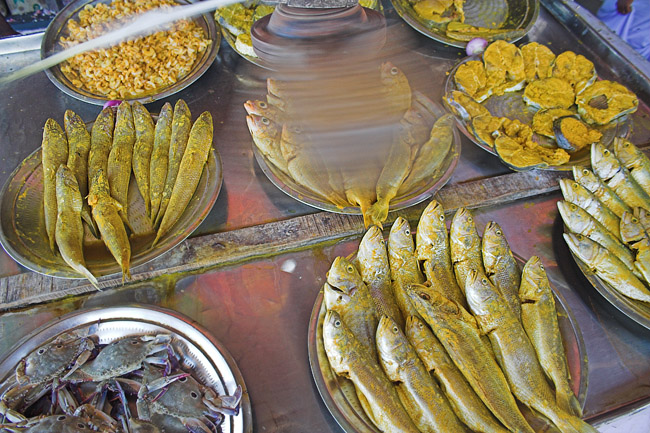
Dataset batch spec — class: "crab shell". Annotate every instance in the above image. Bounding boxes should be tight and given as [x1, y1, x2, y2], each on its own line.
[0, 414, 97, 433]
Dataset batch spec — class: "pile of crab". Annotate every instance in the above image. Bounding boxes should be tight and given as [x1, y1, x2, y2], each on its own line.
[0, 333, 242, 433]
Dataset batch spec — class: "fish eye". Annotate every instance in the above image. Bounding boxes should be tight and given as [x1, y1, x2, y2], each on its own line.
[496, 229, 502, 236]
[334, 320, 341, 327]
[390, 67, 399, 75]
[582, 169, 589, 175]
[259, 102, 267, 108]
[380, 239, 385, 245]
[419, 293, 431, 301]
[468, 216, 473, 223]
[190, 391, 199, 399]
[540, 264, 545, 271]
[604, 149, 610, 156]
[481, 277, 488, 284]
[439, 215, 444, 221]
[405, 229, 410, 236]
[346, 265, 354, 273]
[261, 117, 270, 125]
[337, 295, 343, 302]
[392, 326, 399, 333]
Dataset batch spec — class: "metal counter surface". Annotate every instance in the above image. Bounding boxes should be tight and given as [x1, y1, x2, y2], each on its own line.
[0, 1, 649, 432]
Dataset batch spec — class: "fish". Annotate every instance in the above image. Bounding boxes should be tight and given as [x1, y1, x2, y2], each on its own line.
[55, 165, 98, 287]
[88, 169, 131, 282]
[326, 256, 379, 358]
[322, 310, 420, 433]
[154, 112, 213, 245]
[246, 114, 288, 176]
[450, 207, 485, 292]
[380, 62, 412, 119]
[406, 284, 535, 433]
[155, 99, 192, 229]
[42, 118, 69, 252]
[481, 221, 522, 321]
[376, 315, 467, 433]
[464, 269, 596, 433]
[388, 217, 425, 320]
[405, 316, 509, 433]
[572, 166, 631, 218]
[107, 101, 135, 230]
[519, 256, 582, 417]
[88, 108, 115, 213]
[243, 99, 287, 124]
[619, 210, 648, 245]
[614, 137, 650, 197]
[634, 207, 650, 233]
[131, 101, 155, 218]
[559, 178, 621, 239]
[356, 225, 404, 328]
[564, 232, 650, 303]
[415, 200, 466, 308]
[149, 102, 173, 225]
[64, 110, 98, 239]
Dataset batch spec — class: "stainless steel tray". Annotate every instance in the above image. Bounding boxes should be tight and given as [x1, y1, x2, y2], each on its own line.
[0, 305, 252, 433]
[307, 254, 589, 433]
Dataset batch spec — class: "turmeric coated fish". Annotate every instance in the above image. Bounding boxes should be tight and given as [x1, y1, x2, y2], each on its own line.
[388, 217, 425, 321]
[88, 108, 115, 206]
[42, 119, 69, 252]
[450, 207, 485, 292]
[246, 114, 288, 176]
[149, 102, 173, 225]
[132, 101, 155, 218]
[572, 166, 631, 218]
[107, 102, 135, 230]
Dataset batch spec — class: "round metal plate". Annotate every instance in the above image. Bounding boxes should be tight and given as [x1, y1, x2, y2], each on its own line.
[41, 0, 221, 105]
[391, 0, 538, 48]
[0, 305, 252, 433]
[0, 119, 222, 280]
[444, 56, 632, 172]
[307, 254, 589, 433]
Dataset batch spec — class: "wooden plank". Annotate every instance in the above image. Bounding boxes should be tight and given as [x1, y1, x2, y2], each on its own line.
[0, 169, 569, 311]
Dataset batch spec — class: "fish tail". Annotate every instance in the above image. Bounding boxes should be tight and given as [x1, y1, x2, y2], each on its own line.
[550, 410, 597, 433]
[76, 265, 99, 290]
[557, 390, 583, 418]
[122, 266, 132, 284]
[365, 200, 389, 228]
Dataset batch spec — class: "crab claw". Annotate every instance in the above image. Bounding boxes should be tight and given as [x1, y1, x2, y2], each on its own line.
[179, 416, 213, 433]
[202, 385, 242, 417]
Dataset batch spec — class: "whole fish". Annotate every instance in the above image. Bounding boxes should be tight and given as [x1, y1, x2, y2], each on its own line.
[132, 101, 155, 218]
[591, 142, 650, 211]
[246, 114, 288, 176]
[376, 315, 467, 433]
[465, 269, 596, 433]
[55, 165, 98, 287]
[88, 108, 115, 200]
[154, 112, 213, 245]
[155, 99, 192, 229]
[519, 256, 582, 417]
[415, 200, 466, 308]
[380, 62, 412, 119]
[564, 232, 650, 303]
[406, 284, 535, 433]
[482, 221, 522, 320]
[243, 99, 287, 124]
[572, 166, 631, 218]
[559, 178, 621, 239]
[356, 225, 404, 328]
[326, 257, 379, 358]
[450, 207, 485, 292]
[149, 102, 173, 224]
[42, 119, 69, 252]
[405, 316, 509, 433]
[107, 101, 135, 230]
[322, 310, 420, 433]
[389, 217, 425, 320]
[619, 210, 648, 245]
[88, 169, 131, 282]
[614, 137, 650, 197]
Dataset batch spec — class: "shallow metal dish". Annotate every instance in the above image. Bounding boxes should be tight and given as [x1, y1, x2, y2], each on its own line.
[308, 254, 589, 433]
[444, 55, 632, 172]
[41, 0, 221, 105]
[0, 305, 252, 433]
[391, 0, 538, 48]
[0, 115, 222, 280]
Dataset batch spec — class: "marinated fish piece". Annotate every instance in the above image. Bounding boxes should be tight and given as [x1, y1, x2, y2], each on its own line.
[42, 118, 69, 252]
[55, 165, 98, 287]
[519, 257, 582, 417]
[577, 80, 637, 125]
[322, 310, 420, 433]
[326, 256, 379, 359]
[154, 112, 213, 245]
[614, 138, 650, 197]
[214, 3, 254, 36]
[564, 232, 650, 303]
[572, 166, 631, 218]
[523, 78, 575, 110]
[482, 40, 526, 95]
[521, 42, 555, 81]
[132, 101, 155, 218]
[553, 116, 602, 152]
[107, 101, 136, 229]
[415, 200, 466, 308]
[357, 225, 404, 329]
[389, 217, 425, 320]
[454, 60, 492, 102]
[406, 285, 535, 433]
[412, 0, 464, 23]
[531, 108, 574, 138]
[444, 90, 490, 122]
[405, 316, 509, 433]
[495, 135, 570, 170]
[482, 221, 521, 320]
[551, 51, 596, 93]
[88, 169, 131, 282]
[559, 178, 621, 239]
[88, 108, 115, 199]
[246, 114, 289, 176]
[470, 115, 506, 148]
[445, 22, 525, 42]
[464, 269, 597, 433]
[380, 62, 412, 118]
[450, 207, 484, 292]
[149, 102, 173, 225]
[243, 99, 287, 124]
[376, 315, 467, 433]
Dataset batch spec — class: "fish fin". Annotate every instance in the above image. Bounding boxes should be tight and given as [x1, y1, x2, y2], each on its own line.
[118, 210, 134, 236]
[75, 265, 100, 290]
[81, 204, 100, 239]
[365, 200, 389, 229]
[557, 391, 583, 418]
[354, 387, 381, 429]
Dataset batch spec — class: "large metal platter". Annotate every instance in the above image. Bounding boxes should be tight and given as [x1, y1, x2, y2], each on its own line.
[0, 305, 251, 433]
[307, 254, 589, 433]
[444, 56, 633, 172]
[41, 0, 221, 105]
[391, 0, 538, 48]
[0, 119, 222, 280]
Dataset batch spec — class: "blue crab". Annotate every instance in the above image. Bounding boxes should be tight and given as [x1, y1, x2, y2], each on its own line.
[0, 414, 107, 432]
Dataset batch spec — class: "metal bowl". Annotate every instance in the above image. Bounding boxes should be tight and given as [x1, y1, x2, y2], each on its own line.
[41, 0, 221, 105]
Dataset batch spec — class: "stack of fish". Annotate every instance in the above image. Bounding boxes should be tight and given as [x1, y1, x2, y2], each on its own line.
[559, 139, 650, 304]
[322, 200, 595, 433]
[245, 63, 456, 228]
[40, 99, 213, 285]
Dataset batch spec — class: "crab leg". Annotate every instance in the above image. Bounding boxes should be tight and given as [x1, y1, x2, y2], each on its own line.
[203, 385, 242, 417]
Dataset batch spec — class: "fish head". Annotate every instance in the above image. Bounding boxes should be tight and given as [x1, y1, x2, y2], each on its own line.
[416, 201, 446, 259]
[620, 211, 645, 243]
[464, 269, 502, 317]
[326, 257, 364, 294]
[563, 232, 599, 265]
[482, 221, 509, 259]
[591, 142, 620, 180]
[404, 315, 432, 348]
[243, 100, 269, 116]
[519, 256, 547, 302]
[559, 178, 587, 205]
[572, 166, 599, 192]
[450, 207, 479, 249]
[323, 282, 351, 312]
[613, 137, 637, 167]
[246, 114, 280, 140]
[406, 283, 460, 318]
[357, 225, 387, 264]
[376, 315, 410, 376]
[380, 61, 407, 87]
[322, 310, 352, 374]
[88, 168, 111, 205]
[388, 217, 415, 253]
[557, 200, 590, 234]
